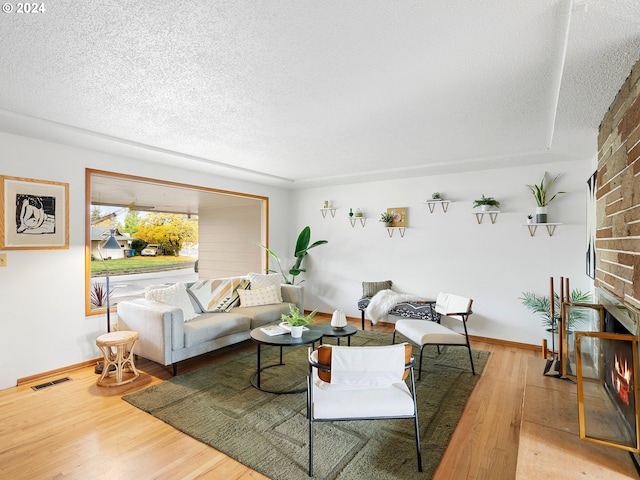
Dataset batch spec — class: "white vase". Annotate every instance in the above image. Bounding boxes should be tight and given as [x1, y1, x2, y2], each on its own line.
[290, 325, 304, 338]
[536, 206, 548, 223]
[331, 309, 347, 330]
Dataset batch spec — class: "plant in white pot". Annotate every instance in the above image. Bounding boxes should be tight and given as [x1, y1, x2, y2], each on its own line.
[281, 305, 317, 338]
[526, 172, 566, 223]
[473, 194, 500, 211]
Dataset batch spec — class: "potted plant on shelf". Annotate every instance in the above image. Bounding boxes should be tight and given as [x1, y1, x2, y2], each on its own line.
[526, 172, 566, 223]
[380, 211, 395, 226]
[431, 192, 442, 200]
[527, 214, 534, 225]
[473, 194, 500, 211]
[281, 305, 317, 338]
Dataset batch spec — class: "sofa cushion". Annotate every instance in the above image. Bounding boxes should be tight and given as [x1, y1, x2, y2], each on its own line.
[144, 282, 198, 321]
[187, 278, 250, 312]
[238, 284, 282, 307]
[229, 303, 294, 329]
[183, 313, 251, 348]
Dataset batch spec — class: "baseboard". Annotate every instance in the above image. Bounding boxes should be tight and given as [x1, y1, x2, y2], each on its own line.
[468, 334, 540, 352]
[17, 357, 102, 386]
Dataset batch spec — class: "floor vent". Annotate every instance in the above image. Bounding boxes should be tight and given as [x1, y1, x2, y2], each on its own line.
[31, 377, 72, 391]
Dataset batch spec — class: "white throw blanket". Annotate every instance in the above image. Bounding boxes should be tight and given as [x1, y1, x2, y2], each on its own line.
[365, 289, 426, 324]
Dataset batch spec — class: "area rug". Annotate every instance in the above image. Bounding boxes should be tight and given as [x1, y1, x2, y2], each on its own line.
[123, 330, 489, 479]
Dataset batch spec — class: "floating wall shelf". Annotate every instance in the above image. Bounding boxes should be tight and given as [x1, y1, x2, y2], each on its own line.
[473, 211, 500, 224]
[386, 227, 406, 238]
[424, 200, 450, 213]
[320, 208, 336, 218]
[349, 217, 367, 227]
[525, 223, 562, 237]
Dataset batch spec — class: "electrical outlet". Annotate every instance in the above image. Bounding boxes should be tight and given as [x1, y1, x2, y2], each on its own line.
[0, 253, 6, 267]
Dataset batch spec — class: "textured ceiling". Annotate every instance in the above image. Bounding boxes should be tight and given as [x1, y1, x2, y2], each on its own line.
[1, 0, 639, 189]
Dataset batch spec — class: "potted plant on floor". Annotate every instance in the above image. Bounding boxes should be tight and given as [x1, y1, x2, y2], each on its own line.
[519, 289, 592, 335]
[281, 305, 317, 338]
[473, 195, 500, 211]
[526, 172, 566, 223]
[258, 226, 328, 285]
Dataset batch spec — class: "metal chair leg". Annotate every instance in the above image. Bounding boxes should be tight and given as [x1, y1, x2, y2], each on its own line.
[419, 345, 425, 380]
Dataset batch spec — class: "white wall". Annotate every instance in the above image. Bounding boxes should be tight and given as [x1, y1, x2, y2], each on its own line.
[0, 129, 596, 390]
[292, 160, 594, 346]
[0, 132, 292, 390]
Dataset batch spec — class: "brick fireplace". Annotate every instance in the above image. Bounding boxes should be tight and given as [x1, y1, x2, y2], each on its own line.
[572, 58, 640, 454]
[595, 58, 640, 309]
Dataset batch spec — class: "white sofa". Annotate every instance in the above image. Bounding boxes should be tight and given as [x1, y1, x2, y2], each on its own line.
[116, 276, 303, 375]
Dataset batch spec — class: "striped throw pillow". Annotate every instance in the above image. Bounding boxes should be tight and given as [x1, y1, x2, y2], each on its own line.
[187, 277, 250, 312]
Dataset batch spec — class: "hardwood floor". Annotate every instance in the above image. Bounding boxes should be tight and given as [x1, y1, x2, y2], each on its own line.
[0, 315, 614, 479]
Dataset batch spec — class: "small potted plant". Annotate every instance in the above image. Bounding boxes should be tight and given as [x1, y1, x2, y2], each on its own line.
[431, 192, 442, 200]
[380, 211, 395, 226]
[473, 194, 500, 211]
[527, 214, 534, 225]
[281, 305, 317, 338]
[526, 172, 566, 223]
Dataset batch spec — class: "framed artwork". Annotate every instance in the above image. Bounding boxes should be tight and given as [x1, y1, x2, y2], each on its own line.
[586, 171, 597, 279]
[1, 176, 69, 250]
[387, 207, 407, 227]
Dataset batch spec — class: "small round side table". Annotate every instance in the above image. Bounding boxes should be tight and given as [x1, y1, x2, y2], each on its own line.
[313, 322, 357, 346]
[95, 330, 140, 387]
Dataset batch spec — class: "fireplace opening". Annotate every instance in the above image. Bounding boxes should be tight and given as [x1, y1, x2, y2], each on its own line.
[575, 289, 640, 452]
[602, 309, 637, 446]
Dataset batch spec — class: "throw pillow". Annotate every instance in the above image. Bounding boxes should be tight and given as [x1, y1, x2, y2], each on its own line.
[237, 284, 282, 307]
[362, 280, 393, 298]
[187, 278, 250, 312]
[145, 282, 198, 321]
[247, 272, 282, 289]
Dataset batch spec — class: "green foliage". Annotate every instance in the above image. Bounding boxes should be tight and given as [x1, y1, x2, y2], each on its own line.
[526, 172, 566, 207]
[130, 238, 147, 255]
[259, 226, 328, 285]
[135, 213, 198, 256]
[281, 305, 317, 326]
[519, 289, 593, 331]
[123, 209, 141, 235]
[380, 212, 394, 223]
[473, 195, 500, 208]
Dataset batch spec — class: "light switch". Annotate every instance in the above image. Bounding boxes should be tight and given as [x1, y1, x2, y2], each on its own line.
[0, 253, 6, 267]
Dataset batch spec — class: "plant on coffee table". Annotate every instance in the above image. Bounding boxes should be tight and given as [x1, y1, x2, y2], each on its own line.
[281, 305, 317, 326]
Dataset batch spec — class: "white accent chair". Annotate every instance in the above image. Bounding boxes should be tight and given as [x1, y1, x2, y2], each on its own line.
[393, 292, 475, 379]
[307, 343, 422, 477]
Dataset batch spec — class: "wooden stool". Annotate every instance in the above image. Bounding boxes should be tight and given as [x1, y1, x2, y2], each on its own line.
[96, 331, 140, 387]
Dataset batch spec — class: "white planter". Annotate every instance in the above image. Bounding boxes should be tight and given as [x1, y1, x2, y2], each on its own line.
[481, 205, 491, 211]
[290, 325, 304, 338]
[536, 206, 548, 223]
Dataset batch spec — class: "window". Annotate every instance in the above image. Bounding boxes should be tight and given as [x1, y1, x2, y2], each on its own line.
[86, 169, 267, 316]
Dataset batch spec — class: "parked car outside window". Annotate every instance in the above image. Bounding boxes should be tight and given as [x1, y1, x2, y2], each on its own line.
[141, 244, 162, 256]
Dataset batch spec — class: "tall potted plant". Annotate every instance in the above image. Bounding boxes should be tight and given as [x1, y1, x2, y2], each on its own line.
[259, 226, 328, 285]
[520, 289, 592, 332]
[526, 172, 566, 223]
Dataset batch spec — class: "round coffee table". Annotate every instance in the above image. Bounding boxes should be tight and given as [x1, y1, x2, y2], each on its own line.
[250, 326, 323, 394]
[313, 322, 357, 346]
